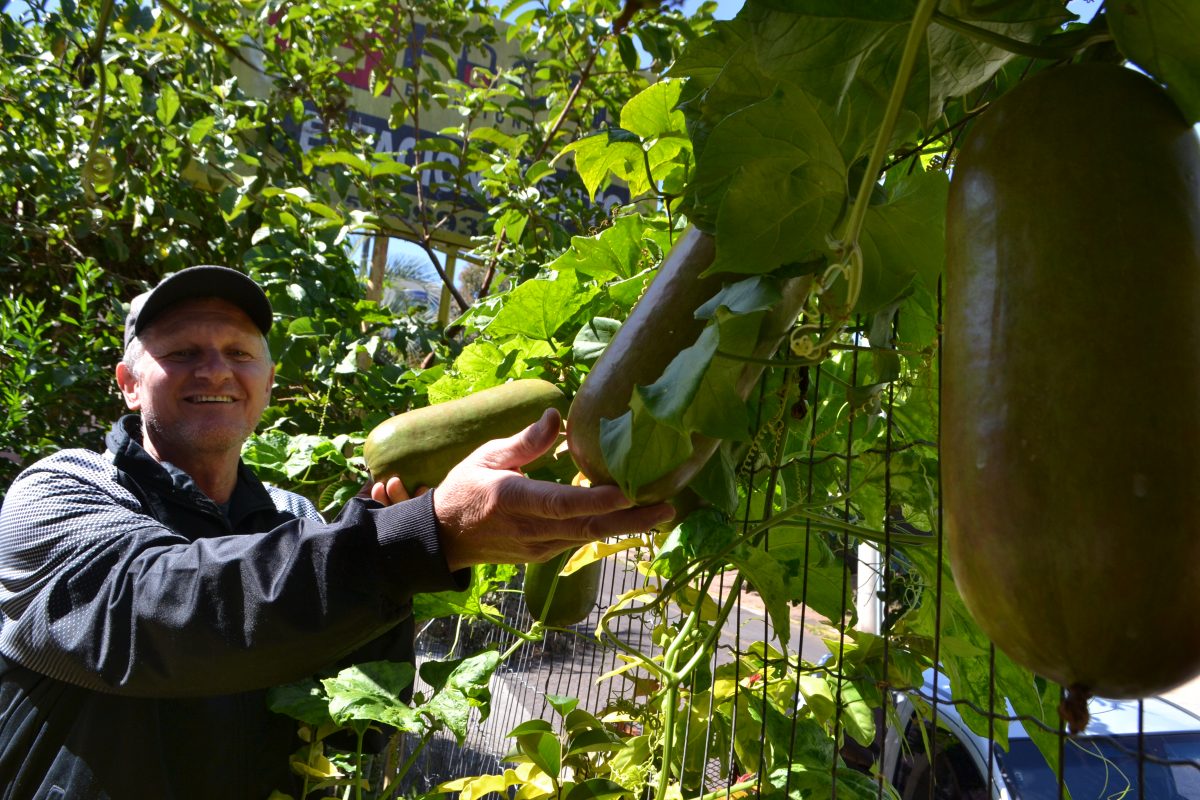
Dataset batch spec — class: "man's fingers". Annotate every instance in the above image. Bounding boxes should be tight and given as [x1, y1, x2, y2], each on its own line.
[370, 476, 411, 506]
[539, 502, 674, 542]
[507, 480, 639, 521]
[514, 505, 674, 563]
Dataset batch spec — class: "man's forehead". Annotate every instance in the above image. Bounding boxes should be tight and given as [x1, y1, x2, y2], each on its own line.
[141, 298, 263, 339]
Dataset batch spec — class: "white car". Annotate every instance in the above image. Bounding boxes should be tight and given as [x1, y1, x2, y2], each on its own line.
[879, 670, 1200, 799]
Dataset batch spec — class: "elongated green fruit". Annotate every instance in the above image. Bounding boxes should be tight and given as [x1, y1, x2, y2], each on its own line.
[567, 227, 811, 504]
[944, 63, 1200, 700]
[364, 379, 569, 488]
[523, 548, 603, 627]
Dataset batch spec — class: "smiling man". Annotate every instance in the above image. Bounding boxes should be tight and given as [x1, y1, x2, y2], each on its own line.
[0, 266, 671, 799]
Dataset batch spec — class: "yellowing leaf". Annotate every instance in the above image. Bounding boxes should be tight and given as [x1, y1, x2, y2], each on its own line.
[290, 753, 341, 780]
[514, 762, 557, 798]
[602, 586, 659, 617]
[562, 537, 645, 575]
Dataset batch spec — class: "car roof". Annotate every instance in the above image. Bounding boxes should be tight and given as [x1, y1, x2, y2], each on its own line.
[917, 669, 1200, 740]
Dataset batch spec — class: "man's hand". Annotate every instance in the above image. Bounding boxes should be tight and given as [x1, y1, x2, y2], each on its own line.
[432, 408, 674, 571]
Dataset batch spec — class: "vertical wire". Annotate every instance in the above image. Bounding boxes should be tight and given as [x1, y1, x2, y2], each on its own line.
[930, 276, 946, 800]
[1138, 699, 1146, 799]
[580, 557, 613, 714]
[775, 366, 808, 795]
[1057, 685, 1067, 800]
[987, 644, 997, 797]
[786, 316, 824, 800]
[877, 310, 898, 799]
[720, 566, 740, 794]
[833, 315, 863, 799]
[755, 367, 790, 796]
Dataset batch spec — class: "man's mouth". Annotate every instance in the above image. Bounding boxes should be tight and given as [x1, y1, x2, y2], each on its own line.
[187, 395, 237, 404]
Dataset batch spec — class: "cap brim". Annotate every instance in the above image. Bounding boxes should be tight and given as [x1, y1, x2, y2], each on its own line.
[130, 266, 273, 343]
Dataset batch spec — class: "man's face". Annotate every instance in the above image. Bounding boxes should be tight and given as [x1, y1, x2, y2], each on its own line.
[116, 298, 274, 460]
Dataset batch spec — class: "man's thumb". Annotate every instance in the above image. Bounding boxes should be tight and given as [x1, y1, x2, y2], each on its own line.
[471, 408, 561, 470]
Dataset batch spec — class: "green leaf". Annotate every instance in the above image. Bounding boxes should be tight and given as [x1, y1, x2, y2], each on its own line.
[563, 708, 607, 734]
[508, 719, 555, 737]
[620, 78, 687, 142]
[548, 214, 669, 282]
[650, 507, 737, 579]
[426, 337, 555, 403]
[695, 276, 782, 319]
[420, 650, 503, 744]
[566, 778, 632, 800]
[1108, 0, 1200, 123]
[321, 661, 423, 732]
[572, 317, 620, 365]
[545, 694, 579, 717]
[617, 33, 639, 72]
[635, 325, 719, 431]
[692, 84, 846, 274]
[727, 543, 792, 648]
[188, 115, 216, 146]
[267, 678, 335, 728]
[155, 84, 180, 126]
[307, 150, 372, 175]
[854, 167, 948, 313]
[555, 129, 648, 199]
[517, 731, 562, 779]
[486, 276, 597, 341]
[118, 71, 142, 107]
[414, 563, 519, 621]
[599, 407, 694, 500]
[525, 159, 555, 184]
[566, 728, 624, 756]
[836, 679, 877, 747]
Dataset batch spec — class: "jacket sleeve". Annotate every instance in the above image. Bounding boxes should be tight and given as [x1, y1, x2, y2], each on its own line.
[0, 452, 468, 697]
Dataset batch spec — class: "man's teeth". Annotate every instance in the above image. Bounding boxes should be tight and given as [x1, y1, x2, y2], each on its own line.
[191, 396, 235, 403]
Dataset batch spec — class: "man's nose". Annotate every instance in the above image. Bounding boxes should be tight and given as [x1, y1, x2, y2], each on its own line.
[193, 349, 233, 379]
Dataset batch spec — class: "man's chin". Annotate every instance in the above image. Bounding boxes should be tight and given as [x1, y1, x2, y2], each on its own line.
[144, 417, 254, 460]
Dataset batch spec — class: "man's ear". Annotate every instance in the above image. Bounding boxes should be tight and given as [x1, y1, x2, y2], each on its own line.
[115, 362, 142, 411]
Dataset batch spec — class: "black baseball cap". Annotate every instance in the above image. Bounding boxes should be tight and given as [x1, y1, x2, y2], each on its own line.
[124, 266, 273, 348]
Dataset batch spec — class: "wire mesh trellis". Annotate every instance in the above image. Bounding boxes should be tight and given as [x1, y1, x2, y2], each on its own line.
[400, 297, 1200, 800]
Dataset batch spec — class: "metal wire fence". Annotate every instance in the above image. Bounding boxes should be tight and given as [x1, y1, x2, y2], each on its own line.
[401, 303, 1200, 800]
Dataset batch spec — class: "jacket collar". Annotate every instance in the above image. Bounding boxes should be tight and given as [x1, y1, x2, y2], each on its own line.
[105, 415, 277, 525]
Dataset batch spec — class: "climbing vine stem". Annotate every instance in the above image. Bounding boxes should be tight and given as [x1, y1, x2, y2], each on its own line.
[834, 0, 939, 284]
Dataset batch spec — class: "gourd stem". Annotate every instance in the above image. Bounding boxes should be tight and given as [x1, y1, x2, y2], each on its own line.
[690, 777, 759, 800]
[479, 612, 542, 645]
[654, 655, 682, 800]
[354, 727, 366, 800]
[931, 11, 1111, 60]
[387, 732, 432, 799]
[661, 569, 724, 681]
[674, 575, 745, 682]
[750, 505, 931, 547]
[838, 0, 938, 250]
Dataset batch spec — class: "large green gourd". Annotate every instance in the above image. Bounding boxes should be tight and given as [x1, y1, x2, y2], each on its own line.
[944, 63, 1200, 701]
[523, 548, 603, 628]
[567, 227, 811, 505]
[364, 379, 569, 487]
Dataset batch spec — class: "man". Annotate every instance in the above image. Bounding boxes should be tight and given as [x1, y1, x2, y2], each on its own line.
[0, 265, 671, 799]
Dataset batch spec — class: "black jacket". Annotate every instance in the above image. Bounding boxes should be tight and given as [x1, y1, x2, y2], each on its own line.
[0, 416, 465, 799]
